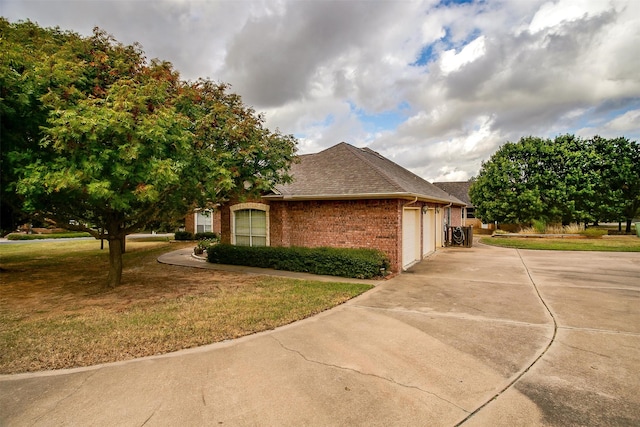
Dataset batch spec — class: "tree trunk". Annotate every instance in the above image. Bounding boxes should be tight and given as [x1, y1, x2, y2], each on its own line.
[626, 218, 632, 234]
[106, 234, 125, 288]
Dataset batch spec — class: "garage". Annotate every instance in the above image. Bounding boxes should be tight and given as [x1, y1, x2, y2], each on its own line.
[402, 208, 421, 269]
[423, 208, 436, 256]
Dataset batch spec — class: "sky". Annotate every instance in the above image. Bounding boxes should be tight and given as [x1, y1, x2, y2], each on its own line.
[3, 0, 639, 182]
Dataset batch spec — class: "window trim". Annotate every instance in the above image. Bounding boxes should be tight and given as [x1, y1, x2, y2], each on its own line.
[230, 202, 270, 246]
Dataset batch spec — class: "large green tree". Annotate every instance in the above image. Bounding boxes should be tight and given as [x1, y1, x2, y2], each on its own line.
[469, 136, 561, 224]
[0, 19, 80, 232]
[589, 136, 640, 232]
[470, 134, 638, 229]
[3, 20, 297, 287]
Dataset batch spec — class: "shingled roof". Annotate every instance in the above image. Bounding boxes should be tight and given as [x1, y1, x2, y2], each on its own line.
[267, 142, 464, 205]
[433, 181, 473, 206]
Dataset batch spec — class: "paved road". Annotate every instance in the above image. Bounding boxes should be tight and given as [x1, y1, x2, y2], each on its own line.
[1, 243, 638, 426]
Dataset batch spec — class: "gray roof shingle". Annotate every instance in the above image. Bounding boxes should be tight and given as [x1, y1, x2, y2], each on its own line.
[269, 142, 463, 204]
[433, 181, 473, 206]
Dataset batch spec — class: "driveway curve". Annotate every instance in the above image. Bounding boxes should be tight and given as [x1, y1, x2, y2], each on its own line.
[1, 243, 639, 426]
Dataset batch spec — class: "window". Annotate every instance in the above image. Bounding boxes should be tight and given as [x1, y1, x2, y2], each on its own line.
[195, 210, 212, 233]
[231, 204, 269, 246]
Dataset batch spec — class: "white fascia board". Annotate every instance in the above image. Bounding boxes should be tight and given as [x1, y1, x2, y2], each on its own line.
[262, 192, 463, 205]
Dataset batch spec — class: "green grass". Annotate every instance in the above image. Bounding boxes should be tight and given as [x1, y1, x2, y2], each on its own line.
[481, 236, 640, 252]
[5, 231, 92, 240]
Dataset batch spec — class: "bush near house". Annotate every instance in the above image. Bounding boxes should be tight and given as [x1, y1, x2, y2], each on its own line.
[174, 231, 194, 241]
[195, 232, 219, 241]
[207, 244, 390, 280]
[174, 231, 219, 241]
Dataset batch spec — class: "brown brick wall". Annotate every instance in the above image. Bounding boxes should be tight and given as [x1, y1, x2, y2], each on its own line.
[450, 206, 463, 227]
[184, 209, 222, 235]
[185, 214, 194, 234]
[219, 198, 404, 272]
[218, 198, 460, 273]
[269, 199, 403, 272]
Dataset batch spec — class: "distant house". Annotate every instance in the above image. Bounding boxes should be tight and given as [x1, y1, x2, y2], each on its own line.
[433, 181, 483, 229]
[187, 142, 465, 273]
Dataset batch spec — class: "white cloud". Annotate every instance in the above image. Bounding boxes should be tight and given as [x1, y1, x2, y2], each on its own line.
[440, 35, 487, 75]
[606, 109, 640, 132]
[528, 0, 614, 34]
[3, 0, 640, 183]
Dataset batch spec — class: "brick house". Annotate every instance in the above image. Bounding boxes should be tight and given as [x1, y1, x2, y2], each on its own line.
[184, 208, 221, 236]
[186, 142, 464, 273]
[433, 181, 482, 228]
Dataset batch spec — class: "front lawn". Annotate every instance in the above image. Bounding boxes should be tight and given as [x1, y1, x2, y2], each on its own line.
[481, 236, 640, 251]
[0, 240, 372, 374]
[5, 231, 92, 240]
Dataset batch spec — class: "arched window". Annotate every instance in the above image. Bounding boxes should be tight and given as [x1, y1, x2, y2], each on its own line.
[230, 203, 269, 247]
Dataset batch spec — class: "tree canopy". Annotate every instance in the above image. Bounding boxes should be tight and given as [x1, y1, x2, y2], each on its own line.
[469, 135, 640, 232]
[1, 19, 297, 287]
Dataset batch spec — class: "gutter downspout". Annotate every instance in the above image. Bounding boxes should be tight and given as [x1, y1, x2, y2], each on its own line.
[442, 202, 452, 247]
[403, 196, 418, 207]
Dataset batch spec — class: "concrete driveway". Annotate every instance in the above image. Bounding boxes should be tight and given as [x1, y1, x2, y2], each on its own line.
[1, 243, 639, 426]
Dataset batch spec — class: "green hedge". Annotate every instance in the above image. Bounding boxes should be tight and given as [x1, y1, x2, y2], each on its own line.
[207, 244, 390, 279]
[174, 231, 219, 241]
[174, 231, 194, 240]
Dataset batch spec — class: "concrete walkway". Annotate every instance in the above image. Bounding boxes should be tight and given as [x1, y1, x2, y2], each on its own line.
[1, 243, 639, 426]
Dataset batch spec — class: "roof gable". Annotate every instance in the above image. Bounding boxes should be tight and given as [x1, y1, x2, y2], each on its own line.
[272, 142, 463, 204]
[433, 181, 473, 206]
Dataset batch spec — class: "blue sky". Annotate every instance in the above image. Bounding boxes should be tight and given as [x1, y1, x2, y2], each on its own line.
[3, 0, 639, 182]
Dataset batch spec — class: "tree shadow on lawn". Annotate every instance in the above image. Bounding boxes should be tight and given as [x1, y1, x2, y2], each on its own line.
[0, 242, 254, 320]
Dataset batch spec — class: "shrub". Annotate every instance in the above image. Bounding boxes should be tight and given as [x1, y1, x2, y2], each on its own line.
[580, 228, 608, 239]
[195, 238, 217, 253]
[174, 231, 194, 241]
[207, 245, 390, 279]
[532, 219, 547, 234]
[195, 232, 218, 241]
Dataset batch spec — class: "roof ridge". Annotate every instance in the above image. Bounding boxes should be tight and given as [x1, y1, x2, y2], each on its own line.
[343, 144, 406, 193]
[272, 142, 464, 205]
[355, 144, 439, 191]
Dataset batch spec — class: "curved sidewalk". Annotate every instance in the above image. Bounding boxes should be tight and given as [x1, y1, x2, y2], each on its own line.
[1, 244, 639, 426]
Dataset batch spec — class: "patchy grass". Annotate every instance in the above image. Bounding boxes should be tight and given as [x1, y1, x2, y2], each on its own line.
[0, 240, 372, 374]
[481, 236, 640, 251]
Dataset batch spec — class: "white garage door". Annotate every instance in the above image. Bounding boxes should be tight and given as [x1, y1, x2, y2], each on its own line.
[402, 208, 421, 269]
[423, 208, 436, 255]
